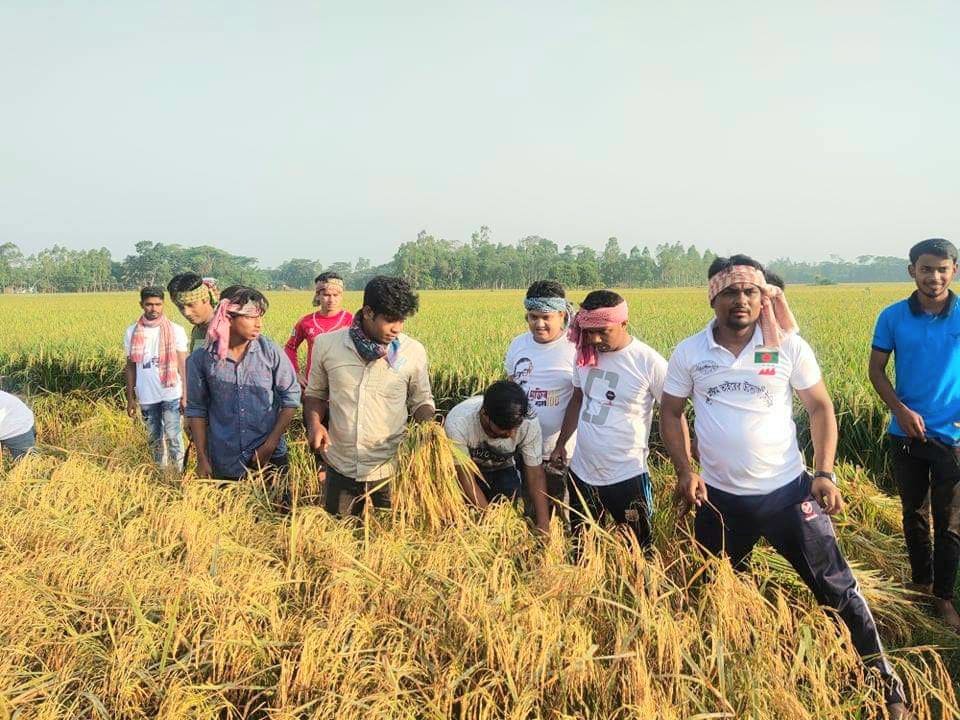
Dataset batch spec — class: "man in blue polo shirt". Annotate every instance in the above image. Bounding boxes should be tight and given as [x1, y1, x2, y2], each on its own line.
[869, 237, 960, 632]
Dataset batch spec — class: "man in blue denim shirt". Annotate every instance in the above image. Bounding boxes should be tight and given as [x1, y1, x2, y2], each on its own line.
[185, 285, 301, 480]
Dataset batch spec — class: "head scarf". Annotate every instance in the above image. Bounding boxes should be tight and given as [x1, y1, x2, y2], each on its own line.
[313, 277, 345, 307]
[174, 277, 219, 307]
[708, 265, 798, 348]
[205, 300, 264, 361]
[523, 296, 575, 328]
[129, 314, 179, 388]
[348, 311, 400, 366]
[567, 301, 629, 367]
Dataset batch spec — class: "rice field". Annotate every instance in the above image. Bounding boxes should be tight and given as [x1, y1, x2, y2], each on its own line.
[1, 285, 959, 718]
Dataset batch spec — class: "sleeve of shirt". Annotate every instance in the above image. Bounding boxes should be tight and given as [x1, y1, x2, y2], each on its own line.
[183, 350, 209, 418]
[519, 418, 543, 466]
[646, 350, 669, 402]
[272, 343, 302, 408]
[173, 324, 189, 353]
[283, 318, 304, 375]
[406, 345, 435, 414]
[789, 337, 823, 391]
[123, 326, 133, 356]
[572, 365, 582, 389]
[442, 408, 471, 464]
[303, 335, 329, 401]
[871, 307, 894, 353]
[662, 343, 693, 398]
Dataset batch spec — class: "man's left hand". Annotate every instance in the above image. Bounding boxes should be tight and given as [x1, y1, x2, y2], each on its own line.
[253, 440, 279, 468]
[811, 476, 844, 516]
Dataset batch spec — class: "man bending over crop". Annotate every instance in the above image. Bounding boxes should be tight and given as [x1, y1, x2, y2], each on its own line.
[304, 275, 435, 517]
[445, 380, 550, 532]
[185, 285, 300, 481]
[660, 254, 908, 718]
[869, 237, 960, 632]
[550, 290, 679, 551]
[124, 286, 188, 470]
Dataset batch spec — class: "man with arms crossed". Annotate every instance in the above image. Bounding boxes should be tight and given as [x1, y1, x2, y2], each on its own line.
[304, 275, 435, 517]
[660, 254, 907, 717]
[505, 280, 577, 519]
[550, 290, 676, 551]
[124, 286, 188, 470]
[445, 380, 550, 532]
[869, 237, 960, 631]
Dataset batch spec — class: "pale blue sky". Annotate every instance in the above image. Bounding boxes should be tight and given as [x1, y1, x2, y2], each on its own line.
[1, 1, 957, 267]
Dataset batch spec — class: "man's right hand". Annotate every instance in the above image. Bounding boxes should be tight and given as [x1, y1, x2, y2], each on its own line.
[308, 423, 330, 454]
[195, 456, 213, 478]
[675, 470, 708, 515]
[126, 400, 138, 419]
[894, 405, 926, 439]
[548, 443, 567, 470]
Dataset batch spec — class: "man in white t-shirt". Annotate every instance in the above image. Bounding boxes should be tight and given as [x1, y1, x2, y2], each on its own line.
[659, 254, 907, 717]
[124, 286, 189, 469]
[550, 290, 682, 551]
[505, 280, 577, 519]
[445, 381, 550, 533]
[0, 390, 36, 460]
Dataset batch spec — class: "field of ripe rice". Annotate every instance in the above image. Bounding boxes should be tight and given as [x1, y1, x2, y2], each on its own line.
[1, 285, 959, 718]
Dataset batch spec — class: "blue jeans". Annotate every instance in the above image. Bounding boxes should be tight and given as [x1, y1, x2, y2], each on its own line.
[141, 400, 183, 469]
[2, 426, 36, 459]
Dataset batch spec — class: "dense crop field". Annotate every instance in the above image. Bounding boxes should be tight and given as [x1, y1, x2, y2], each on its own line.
[1, 285, 959, 718]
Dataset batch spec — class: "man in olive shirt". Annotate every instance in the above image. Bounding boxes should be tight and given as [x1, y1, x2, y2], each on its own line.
[167, 273, 219, 352]
[304, 275, 435, 516]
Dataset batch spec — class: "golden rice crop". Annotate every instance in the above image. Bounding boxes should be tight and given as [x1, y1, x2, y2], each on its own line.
[2, 285, 959, 718]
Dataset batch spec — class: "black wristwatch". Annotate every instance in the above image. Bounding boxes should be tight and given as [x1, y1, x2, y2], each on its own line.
[814, 470, 837, 485]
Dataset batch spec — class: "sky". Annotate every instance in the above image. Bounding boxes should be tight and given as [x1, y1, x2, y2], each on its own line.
[1, 1, 958, 268]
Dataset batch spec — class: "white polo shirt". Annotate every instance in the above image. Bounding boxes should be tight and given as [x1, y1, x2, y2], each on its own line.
[569, 337, 668, 486]
[663, 320, 822, 495]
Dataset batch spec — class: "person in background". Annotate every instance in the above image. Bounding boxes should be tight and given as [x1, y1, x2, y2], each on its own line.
[0, 390, 35, 460]
[167, 273, 220, 353]
[284, 271, 353, 387]
[185, 285, 301, 481]
[869, 237, 960, 632]
[661, 254, 908, 718]
[445, 380, 550, 532]
[505, 280, 577, 521]
[550, 290, 679, 552]
[124, 286, 188, 470]
[304, 275, 435, 518]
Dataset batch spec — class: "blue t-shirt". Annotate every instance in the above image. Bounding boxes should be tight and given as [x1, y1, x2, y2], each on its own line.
[872, 291, 960, 444]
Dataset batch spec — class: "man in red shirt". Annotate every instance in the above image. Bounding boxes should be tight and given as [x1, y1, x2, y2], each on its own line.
[284, 272, 353, 387]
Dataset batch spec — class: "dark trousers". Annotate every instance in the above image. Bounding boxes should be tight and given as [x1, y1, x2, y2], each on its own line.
[695, 474, 904, 704]
[568, 470, 653, 549]
[480, 466, 522, 503]
[519, 464, 568, 523]
[889, 435, 960, 600]
[325, 466, 391, 517]
[1, 426, 36, 459]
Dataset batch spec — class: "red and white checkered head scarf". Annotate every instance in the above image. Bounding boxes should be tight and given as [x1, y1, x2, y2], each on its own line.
[708, 265, 798, 348]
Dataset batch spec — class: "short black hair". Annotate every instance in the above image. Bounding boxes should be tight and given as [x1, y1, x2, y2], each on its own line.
[707, 254, 765, 280]
[764, 271, 785, 290]
[580, 289, 624, 310]
[167, 272, 203, 295]
[315, 271, 343, 284]
[140, 286, 165, 302]
[220, 285, 269, 315]
[909, 238, 957, 265]
[481, 380, 530, 430]
[363, 275, 419, 320]
[525, 280, 566, 299]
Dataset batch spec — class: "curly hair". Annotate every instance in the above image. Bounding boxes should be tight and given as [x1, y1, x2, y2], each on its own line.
[363, 275, 419, 320]
[525, 280, 566, 299]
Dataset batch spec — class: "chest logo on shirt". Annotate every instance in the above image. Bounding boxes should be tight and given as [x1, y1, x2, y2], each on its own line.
[512, 357, 533, 384]
[581, 368, 620, 426]
[754, 349, 779, 376]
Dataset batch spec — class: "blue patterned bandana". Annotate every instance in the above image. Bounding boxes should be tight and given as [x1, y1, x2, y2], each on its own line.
[349, 312, 400, 366]
[524, 297, 574, 327]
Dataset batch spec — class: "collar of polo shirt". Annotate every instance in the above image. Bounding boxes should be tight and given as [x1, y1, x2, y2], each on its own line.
[907, 289, 956, 318]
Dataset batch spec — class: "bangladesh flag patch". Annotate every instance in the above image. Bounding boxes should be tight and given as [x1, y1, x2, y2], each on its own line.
[754, 350, 779, 364]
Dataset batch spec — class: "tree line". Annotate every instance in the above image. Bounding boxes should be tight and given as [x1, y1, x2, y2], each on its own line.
[0, 230, 912, 293]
